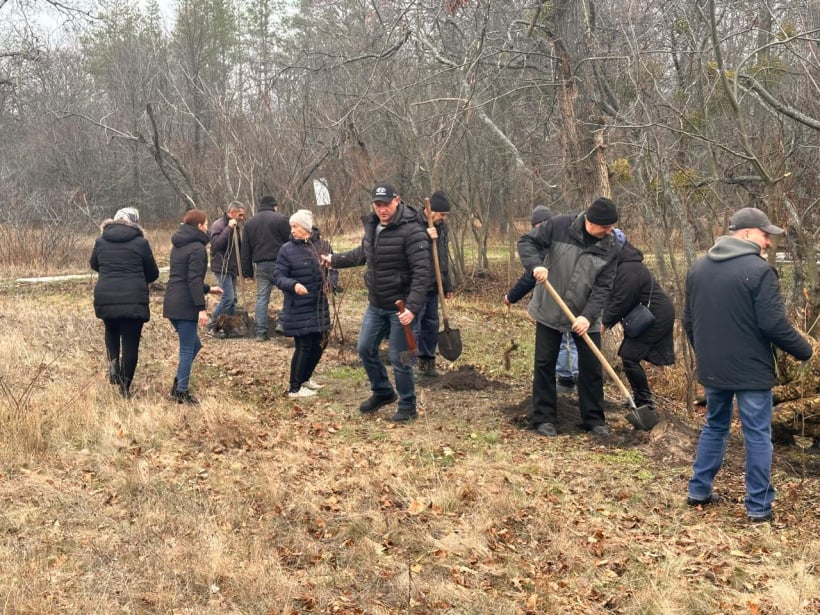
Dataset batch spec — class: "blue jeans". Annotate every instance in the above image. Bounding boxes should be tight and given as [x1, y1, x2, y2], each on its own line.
[688, 387, 775, 518]
[253, 261, 276, 334]
[412, 292, 439, 359]
[556, 332, 578, 380]
[211, 272, 237, 320]
[357, 304, 416, 410]
[171, 319, 202, 392]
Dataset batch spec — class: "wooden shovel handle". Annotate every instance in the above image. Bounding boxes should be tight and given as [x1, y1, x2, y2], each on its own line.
[424, 198, 449, 322]
[541, 279, 635, 406]
[395, 300, 417, 352]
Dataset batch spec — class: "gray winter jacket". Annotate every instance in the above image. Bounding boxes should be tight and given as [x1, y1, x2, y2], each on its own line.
[517, 213, 621, 331]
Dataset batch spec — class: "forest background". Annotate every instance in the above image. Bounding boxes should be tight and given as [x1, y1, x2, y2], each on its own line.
[1, 2, 819, 613]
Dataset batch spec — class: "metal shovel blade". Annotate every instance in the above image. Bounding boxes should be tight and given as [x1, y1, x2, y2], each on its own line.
[437, 320, 462, 361]
[626, 404, 659, 431]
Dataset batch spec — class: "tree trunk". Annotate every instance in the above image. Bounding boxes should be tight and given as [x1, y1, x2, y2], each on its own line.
[552, 0, 611, 204]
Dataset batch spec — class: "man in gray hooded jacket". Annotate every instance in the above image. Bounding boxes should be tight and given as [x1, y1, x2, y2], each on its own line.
[683, 207, 812, 523]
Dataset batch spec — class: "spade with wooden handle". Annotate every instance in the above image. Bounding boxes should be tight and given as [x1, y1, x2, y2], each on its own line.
[541, 277, 659, 431]
[395, 300, 418, 366]
[424, 197, 462, 360]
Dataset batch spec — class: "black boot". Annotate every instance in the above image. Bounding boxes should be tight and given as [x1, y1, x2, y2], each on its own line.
[108, 359, 120, 385]
[170, 377, 178, 397]
[419, 358, 444, 377]
[172, 389, 199, 405]
[119, 381, 132, 399]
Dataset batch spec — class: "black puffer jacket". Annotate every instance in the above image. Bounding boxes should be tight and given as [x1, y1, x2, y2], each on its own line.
[331, 202, 431, 315]
[240, 205, 291, 275]
[684, 235, 812, 390]
[602, 241, 675, 365]
[163, 223, 212, 321]
[273, 229, 331, 337]
[90, 219, 159, 322]
[209, 214, 240, 276]
[417, 211, 453, 295]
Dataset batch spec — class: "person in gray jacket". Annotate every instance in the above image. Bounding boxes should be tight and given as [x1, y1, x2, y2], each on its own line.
[683, 207, 812, 522]
[517, 197, 622, 437]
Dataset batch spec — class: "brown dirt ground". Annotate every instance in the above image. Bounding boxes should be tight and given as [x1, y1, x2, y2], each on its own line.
[202, 318, 820, 479]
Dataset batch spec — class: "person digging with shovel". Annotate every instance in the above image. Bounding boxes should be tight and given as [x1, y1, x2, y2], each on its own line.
[517, 197, 622, 437]
[413, 191, 454, 377]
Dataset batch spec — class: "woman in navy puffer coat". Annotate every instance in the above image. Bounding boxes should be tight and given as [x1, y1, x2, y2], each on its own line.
[90, 207, 159, 398]
[274, 210, 335, 397]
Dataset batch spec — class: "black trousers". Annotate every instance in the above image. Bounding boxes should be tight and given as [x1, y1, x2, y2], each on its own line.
[103, 318, 144, 391]
[289, 332, 327, 392]
[532, 322, 606, 429]
[622, 358, 653, 406]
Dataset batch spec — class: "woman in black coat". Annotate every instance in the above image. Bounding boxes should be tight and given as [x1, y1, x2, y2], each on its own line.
[90, 207, 159, 398]
[602, 239, 675, 410]
[273, 210, 334, 398]
[162, 209, 222, 404]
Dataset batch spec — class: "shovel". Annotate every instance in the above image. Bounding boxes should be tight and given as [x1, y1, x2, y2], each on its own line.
[541, 278, 659, 431]
[424, 198, 462, 361]
[395, 300, 419, 366]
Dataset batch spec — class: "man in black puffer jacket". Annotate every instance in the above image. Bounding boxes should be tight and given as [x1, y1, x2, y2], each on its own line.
[90, 207, 159, 398]
[323, 182, 431, 422]
[240, 195, 291, 340]
[684, 207, 812, 523]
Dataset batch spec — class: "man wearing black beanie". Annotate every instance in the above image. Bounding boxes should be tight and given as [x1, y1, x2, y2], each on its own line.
[414, 191, 454, 377]
[517, 196, 622, 437]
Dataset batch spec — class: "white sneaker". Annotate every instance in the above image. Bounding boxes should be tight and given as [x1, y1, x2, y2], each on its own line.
[288, 386, 317, 398]
[304, 378, 323, 391]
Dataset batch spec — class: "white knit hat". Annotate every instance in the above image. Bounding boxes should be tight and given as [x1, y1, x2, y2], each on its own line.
[289, 209, 314, 233]
[114, 207, 139, 224]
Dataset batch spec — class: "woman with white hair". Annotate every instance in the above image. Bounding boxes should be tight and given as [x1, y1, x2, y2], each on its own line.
[273, 209, 335, 398]
[90, 207, 159, 398]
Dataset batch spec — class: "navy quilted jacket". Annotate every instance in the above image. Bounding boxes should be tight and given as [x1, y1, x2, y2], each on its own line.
[273, 230, 331, 337]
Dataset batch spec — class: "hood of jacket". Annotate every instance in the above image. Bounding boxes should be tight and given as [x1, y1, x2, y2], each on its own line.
[171, 223, 209, 249]
[707, 235, 762, 262]
[618, 241, 644, 264]
[100, 219, 144, 242]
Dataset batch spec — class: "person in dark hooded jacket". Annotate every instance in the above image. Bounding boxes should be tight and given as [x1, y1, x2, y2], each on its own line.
[163, 209, 223, 404]
[274, 209, 337, 398]
[683, 207, 812, 522]
[602, 237, 675, 412]
[90, 207, 159, 398]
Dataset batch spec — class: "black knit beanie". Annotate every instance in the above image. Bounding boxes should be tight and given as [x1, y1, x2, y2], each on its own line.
[430, 191, 451, 212]
[585, 197, 618, 225]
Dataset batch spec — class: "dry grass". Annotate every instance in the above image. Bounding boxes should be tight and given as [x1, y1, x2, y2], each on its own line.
[0, 246, 817, 614]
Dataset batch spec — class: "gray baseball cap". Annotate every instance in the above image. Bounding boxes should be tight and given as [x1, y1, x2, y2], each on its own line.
[728, 207, 784, 234]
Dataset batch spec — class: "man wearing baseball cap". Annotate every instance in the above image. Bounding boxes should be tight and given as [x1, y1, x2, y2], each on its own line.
[684, 207, 812, 523]
[322, 182, 431, 422]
